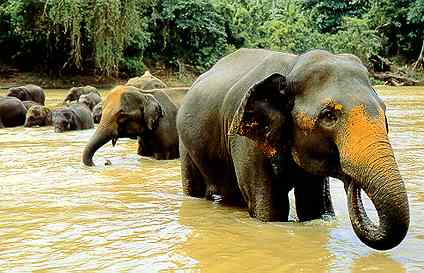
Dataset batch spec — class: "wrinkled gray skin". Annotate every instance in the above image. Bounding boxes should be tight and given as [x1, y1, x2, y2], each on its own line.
[7, 84, 45, 105]
[177, 48, 409, 250]
[78, 92, 102, 111]
[82, 85, 179, 166]
[92, 102, 102, 124]
[22, 100, 41, 110]
[24, 105, 52, 127]
[63, 85, 99, 103]
[52, 103, 94, 133]
[0, 96, 27, 128]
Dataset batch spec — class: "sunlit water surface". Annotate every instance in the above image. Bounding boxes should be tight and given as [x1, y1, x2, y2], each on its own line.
[0, 87, 423, 272]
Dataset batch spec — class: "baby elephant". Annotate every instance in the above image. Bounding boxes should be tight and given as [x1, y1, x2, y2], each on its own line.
[78, 92, 102, 111]
[7, 84, 45, 105]
[63, 85, 99, 103]
[24, 105, 52, 127]
[52, 103, 94, 133]
[92, 102, 102, 124]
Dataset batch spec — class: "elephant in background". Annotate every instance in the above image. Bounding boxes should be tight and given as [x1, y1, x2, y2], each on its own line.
[92, 102, 102, 124]
[24, 105, 52, 127]
[52, 102, 94, 133]
[63, 85, 99, 103]
[82, 85, 179, 166]
[126, 70, 167, 90]
[0, 96, 27, 128]
[177, 48, 409, 250]
[7, 84, 45, 105]
[78, 92, 102, 111]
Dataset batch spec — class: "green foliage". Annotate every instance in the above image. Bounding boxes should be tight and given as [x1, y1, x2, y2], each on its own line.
[147, 0, 227, 71]
[0, 0, 422, 76]
[302, 0, 371, 33]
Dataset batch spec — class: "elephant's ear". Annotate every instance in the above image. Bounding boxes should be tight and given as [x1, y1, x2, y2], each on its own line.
[143, 94, 163, 130]
[228, 73, 291, 156]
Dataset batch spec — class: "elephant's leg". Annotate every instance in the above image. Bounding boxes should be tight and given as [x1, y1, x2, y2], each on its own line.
[293, 169, 334, 221]
[231, 138, 289, 221]
[180, 141, 206, 198]
[0, 118, 4, 128]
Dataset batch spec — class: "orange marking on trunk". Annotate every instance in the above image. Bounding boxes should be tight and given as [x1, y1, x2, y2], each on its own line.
[338, 104, 386, 163]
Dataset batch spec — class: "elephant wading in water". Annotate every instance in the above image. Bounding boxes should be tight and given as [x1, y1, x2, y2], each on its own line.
[0, 97, 27, 128]
[177, 48, 409, 250]
[82, 85, 179, 166]
[52, 103, 94, 133]
[7, 84, 45, 105]
[24, 105, 52, 127]
[63, 85, 99, 103]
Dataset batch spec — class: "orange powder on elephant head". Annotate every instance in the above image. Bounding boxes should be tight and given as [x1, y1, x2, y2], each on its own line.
[337, 104, 387, 164]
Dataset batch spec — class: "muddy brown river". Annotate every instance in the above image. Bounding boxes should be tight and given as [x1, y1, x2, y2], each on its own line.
[0, 87, 423, 272]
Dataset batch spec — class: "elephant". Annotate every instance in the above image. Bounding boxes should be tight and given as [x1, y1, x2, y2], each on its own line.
[24, 105, 52, 127]
[82, 85, 179, 166]
[78, 92, 102, 111]
[92, 102, 102, 124]
[52, 102, 94, 133]
[22, 100, 41, 110]
[63, 85, 99, 103]
[156, 87, 190, 107]
[176, 48, 409, 250]
[7, 84, 45, 105]
[0, 96, 27, 128]
[125, 70, 167, 90]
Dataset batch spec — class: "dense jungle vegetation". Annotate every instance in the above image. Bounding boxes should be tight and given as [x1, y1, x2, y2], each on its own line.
[0, 0, 423, 80]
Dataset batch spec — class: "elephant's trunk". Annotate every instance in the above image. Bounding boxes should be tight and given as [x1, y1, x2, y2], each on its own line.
[82, 126, 115, 166]
[338, 106, 409, 250]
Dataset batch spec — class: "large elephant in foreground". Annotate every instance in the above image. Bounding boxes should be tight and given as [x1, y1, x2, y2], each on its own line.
[177, 48, 409, 250]
[82, 85, 179, 166]
[7, 84, 45, 105]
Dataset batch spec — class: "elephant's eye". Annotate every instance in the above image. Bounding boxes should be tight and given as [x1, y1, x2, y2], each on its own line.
[320, 109, 338, 127]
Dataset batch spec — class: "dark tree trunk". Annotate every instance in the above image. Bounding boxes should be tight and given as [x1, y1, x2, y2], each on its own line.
[413, 38, 424, 71]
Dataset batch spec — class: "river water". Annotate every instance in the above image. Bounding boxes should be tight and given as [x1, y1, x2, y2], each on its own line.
[0, 87, 423, 272]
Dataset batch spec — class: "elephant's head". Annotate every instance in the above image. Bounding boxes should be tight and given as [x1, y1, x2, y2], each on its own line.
[229, 50, 409, 250]
[24, 105, 52, 127]
[82, 85, 163, 166]
[7, 86, 29, 101]
[52, 108, 77, 133]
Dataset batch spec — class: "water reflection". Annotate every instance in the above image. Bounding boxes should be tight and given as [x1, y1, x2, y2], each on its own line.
[350, 253, 405, 273]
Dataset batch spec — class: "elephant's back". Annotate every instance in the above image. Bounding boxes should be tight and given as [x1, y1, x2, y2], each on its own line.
[178, 49, 296, 139]
[69, 103, 94, 128]
[0, 97, 26, 126]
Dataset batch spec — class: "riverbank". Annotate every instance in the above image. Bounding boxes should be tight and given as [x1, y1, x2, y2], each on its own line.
[0, 69, 197, 90]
